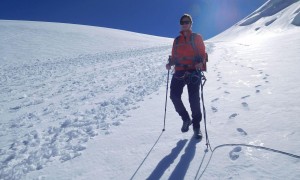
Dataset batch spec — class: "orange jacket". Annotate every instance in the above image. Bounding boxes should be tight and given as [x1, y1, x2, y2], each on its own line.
[170, 30, 206, 71]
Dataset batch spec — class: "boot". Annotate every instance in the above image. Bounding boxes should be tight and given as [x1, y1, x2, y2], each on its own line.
[181, 119, 192, 133]
[193, 128, 202, 140]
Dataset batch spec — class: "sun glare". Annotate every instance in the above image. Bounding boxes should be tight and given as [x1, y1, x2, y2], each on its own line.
[191, 0, 245, 39]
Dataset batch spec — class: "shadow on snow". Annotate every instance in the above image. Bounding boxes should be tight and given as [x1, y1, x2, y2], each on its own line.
[147, 137, 201, 180]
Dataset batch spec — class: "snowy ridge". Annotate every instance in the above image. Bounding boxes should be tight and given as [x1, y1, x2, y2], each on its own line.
[239, 0, 299, 26]
[211, 0, 300, 41]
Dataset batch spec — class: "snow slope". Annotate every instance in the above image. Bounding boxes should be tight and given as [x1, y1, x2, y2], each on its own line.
[1, 0, 300, 179]
[212, 0, 300, 41]
[0, 20, 172, 179]
[0, 20, 171, 67]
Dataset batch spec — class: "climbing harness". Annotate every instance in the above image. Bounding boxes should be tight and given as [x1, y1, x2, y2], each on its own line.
[174, 70, 202, 85]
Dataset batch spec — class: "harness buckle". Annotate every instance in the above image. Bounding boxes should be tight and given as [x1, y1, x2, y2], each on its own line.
[183, 64, 189, 69]
[183, 71, 191, 79]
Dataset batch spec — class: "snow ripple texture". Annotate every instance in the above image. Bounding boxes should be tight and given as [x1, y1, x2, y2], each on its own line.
[0, 45, 171, 179]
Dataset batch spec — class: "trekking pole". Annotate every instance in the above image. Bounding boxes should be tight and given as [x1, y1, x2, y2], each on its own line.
[198, 69, 212, 151]
[200, 71, 212, 151]
[163, 57, 172, 131]
[163, 69, 170, 131]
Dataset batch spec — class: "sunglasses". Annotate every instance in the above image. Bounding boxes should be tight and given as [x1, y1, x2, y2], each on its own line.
[180, 21, 191, 25]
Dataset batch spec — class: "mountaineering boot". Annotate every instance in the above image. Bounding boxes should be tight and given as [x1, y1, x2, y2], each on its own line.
[181, 119, 192, 133]
[193, 128, 202, 140]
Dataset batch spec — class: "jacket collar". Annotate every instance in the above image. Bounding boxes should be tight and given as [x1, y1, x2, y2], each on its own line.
[180, 29, 192, 37]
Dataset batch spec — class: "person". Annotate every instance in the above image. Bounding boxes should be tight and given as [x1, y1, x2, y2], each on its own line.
[166, 14, 206, 139]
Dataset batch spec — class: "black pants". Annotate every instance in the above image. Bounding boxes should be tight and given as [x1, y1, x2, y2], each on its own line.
[170, 70, 202, 129]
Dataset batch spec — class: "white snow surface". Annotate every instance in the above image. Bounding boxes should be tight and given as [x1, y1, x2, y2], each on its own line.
[211, 0, 300, 41]
[0, 20, 171, 67]
[1, 0, 300, 179]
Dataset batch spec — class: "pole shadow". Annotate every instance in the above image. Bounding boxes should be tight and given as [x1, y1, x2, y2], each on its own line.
[168, 137, 199, 180]
[147, 139, 188, 180]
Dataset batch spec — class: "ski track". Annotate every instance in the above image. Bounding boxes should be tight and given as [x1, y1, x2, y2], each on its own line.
[0, 45, 171, 179]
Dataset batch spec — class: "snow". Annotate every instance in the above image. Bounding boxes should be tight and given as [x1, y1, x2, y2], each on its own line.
[0, 20, 171, 67]
[1, 0, 300, 179]
[211, 0, 300, 41]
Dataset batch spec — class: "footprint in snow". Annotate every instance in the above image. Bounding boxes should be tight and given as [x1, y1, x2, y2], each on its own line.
[9, 105, 22, 112]
[211, 106, 218, 113]
[241, 95, 250, 99]
[241, 102, 248, 108]
[229, 113, 238, 119]
[211, 98, 219, 102]
[237, 128, 248, 136]
[112, 119, 123, 126]
[255, 85, 262, 93]
[229, 146, 242, 160]
[264, 74, 270, 83]
[224, 91, 230, 94]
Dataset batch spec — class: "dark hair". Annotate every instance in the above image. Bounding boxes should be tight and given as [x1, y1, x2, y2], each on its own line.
[180, 14, 193, 24]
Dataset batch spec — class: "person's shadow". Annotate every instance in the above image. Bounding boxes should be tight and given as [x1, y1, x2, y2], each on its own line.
[147, 139, 188, 180]
[147, 137, 200, 180]
[168, 137, 199, 180]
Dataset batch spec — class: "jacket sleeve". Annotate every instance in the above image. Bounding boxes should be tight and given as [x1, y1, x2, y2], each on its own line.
[169, 39, 177, 65]
[195, 34, 206, 62]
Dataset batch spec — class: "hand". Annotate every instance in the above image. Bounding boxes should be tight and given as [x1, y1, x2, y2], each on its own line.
[166, 64, 171, 70]
[195, 63, 203, 70]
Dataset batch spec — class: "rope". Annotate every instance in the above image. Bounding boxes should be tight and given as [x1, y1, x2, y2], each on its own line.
[196, 143, 300, 180]
[194, 149, 209, 180]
